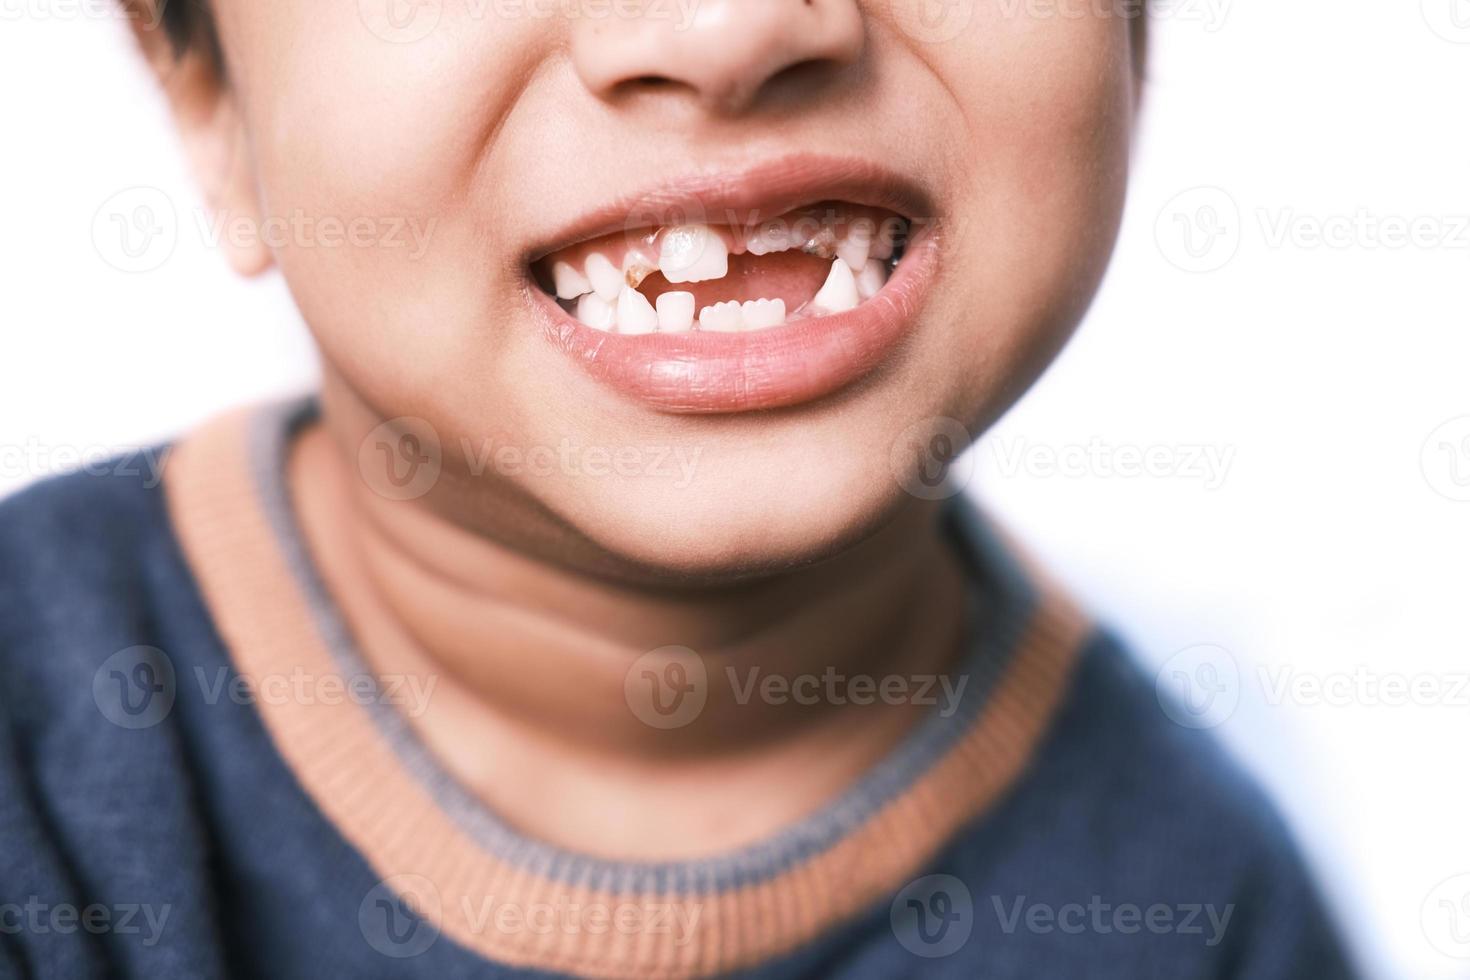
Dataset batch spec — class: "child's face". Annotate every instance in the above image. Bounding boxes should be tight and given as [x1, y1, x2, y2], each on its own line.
[202, 1, 1135, 578]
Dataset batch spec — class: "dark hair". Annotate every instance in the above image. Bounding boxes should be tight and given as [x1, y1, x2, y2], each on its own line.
[157, 0, 219, 64]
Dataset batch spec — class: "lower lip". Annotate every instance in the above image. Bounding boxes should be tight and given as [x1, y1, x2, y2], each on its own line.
[524, 229, 941, 414]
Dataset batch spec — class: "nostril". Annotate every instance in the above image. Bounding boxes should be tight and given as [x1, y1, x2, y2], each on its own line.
[572, 0, 865, 115]
[766, 58, 841, 93]
[609, 75, 690, 101]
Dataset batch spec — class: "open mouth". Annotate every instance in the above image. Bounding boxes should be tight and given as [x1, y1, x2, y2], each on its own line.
[530, 203, 911, 335]
[521, 156, 940, 414]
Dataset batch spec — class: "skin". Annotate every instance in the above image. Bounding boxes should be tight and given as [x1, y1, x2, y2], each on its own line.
[134, 0, 1138, 857]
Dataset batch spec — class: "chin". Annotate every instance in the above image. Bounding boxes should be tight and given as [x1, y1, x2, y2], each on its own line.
[540, 441, 913, 584]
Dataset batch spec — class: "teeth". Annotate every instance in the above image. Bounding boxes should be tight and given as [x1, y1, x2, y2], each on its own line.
[553, 261, 592, 300]
[811, 259, 860, 315]
[788, 217, 821, 250]
[698, 300, 743, 332]
[856, 258, 888, 300]
[616, 286, 658, 335]
[585, 252, 623, 302]
[741, 298, 786, 331]
[623, 247, 658, 289]
[659, 224, 729, 284]
[746, 220, 792, 257]
[838, 219, 874, 271]
[575, 292, 616, 331]
[872, 217, 904, 261]
[789, 216, 837, 259]
[656, 291, 695, 333]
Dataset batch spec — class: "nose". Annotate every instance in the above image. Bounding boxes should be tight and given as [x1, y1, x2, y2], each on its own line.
[571, 0, 864, 115]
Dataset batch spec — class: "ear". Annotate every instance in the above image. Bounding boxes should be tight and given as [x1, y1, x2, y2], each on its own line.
[124, 0, 273, 277]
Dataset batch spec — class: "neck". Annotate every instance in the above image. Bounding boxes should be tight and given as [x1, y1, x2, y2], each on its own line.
[287, 380, 971, 855]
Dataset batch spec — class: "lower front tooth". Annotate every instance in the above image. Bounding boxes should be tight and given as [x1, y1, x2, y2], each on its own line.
[856, 258, 888, 300]
[616, 286, 658, 335]
[741, 298, 786, 331]
[656, 291, 695, 333]
[576, 292, 616, 331]
[698, 300, 743, 332]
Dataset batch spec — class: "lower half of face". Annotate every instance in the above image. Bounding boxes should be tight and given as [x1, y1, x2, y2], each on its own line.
[217, 1, 1136, 580]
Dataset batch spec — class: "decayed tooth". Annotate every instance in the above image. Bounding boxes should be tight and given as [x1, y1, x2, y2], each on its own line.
[552, 261, 592, 299]
[857, 258, 888, 300]
[623, 247, 658, 289]
[575, 292, 615, 331]
[787, 217, 820, 250]
[659, 224, 729, 284]
[811, 258, 860, 314]
[698, 300, 743, 332]
[741, 298, 786, 331]
[790, 217, 837, 258]
[838, 218, 874, 271]
[656, 291, 695, 333]
[616, 286, 658, 335]
[585, 252, 623, 301]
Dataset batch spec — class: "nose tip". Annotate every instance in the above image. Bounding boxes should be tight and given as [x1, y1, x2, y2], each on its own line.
[571, 0, 864, 115]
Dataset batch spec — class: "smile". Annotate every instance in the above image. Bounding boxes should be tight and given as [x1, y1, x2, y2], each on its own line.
[532, 204, 908, 335]
[522, 155, 941, 414]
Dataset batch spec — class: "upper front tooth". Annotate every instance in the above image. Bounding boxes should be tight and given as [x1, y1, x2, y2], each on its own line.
[746, 220, 792, 257]
[623, 246, 657, 288]
[552, 261, 592, 299]
[741, 298, 786, 331]
[616, 286, 658, 335]
[698, 300, 743, 332]
[656, 291, 695, 333]
[856, 258, 888, 300]
[575, 292, 615, 331]
[811, 258, 860, 314]
[585, 252, 623, 301]
[659, 224, 729, 284]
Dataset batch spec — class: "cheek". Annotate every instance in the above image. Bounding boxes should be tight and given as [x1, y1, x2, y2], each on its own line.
[216, 5, 552, 400]
[922, 15, 1135, 421]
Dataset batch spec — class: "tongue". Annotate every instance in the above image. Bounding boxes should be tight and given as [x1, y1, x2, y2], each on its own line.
[636, 251, 832, 313]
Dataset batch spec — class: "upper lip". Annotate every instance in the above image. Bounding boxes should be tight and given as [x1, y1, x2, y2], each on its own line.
[521, 153, 937, 264]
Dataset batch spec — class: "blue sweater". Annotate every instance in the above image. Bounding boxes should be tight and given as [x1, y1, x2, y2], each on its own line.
[0, 401, 1355, 979]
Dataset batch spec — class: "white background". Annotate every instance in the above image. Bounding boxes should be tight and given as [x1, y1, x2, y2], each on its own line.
[2, 3, 1468, 977]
